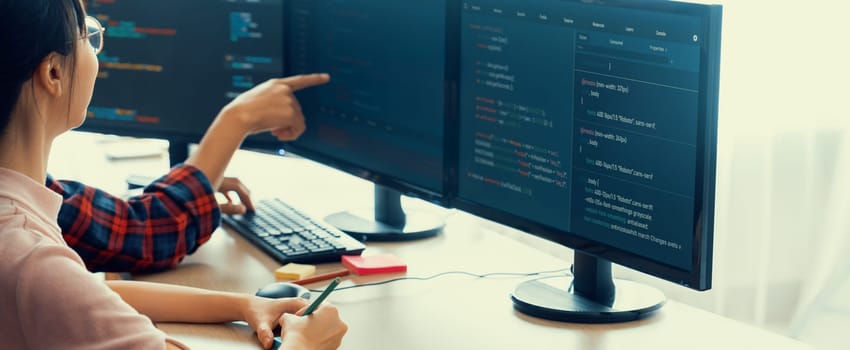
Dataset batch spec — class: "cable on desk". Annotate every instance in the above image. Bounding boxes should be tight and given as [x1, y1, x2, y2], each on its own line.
[308, 266, 572, 293]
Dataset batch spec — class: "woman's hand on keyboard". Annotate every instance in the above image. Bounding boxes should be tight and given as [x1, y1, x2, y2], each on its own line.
[217, 177, 255, 214]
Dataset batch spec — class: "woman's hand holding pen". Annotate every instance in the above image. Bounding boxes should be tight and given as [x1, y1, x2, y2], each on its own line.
[240, 294, 347, 350]
[280, 303, 348, 350]
[241, 296, 308, 349]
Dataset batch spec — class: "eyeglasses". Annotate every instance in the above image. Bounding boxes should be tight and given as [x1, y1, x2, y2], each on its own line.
[84, 16, 105, 55]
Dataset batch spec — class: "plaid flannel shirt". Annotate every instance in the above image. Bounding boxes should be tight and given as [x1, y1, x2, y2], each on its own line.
[46, 165, 221, 272]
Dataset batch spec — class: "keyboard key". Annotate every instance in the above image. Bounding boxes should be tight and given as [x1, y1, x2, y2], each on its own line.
[309, 246, 335, 254]
[289, 249, 310, 257]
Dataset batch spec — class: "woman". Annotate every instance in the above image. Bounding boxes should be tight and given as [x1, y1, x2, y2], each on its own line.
[0, 0, 347, 349]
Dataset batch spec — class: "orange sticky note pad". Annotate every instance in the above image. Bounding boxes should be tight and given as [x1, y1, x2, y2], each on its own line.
[342, 254, 407, 275]
[275, 263, 316, 281]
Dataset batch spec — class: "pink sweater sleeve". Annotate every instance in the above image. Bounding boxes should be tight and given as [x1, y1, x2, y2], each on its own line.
[15, 242, 188, 350]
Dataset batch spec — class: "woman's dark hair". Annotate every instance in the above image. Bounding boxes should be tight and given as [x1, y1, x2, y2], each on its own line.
[0, 0, 86, 134]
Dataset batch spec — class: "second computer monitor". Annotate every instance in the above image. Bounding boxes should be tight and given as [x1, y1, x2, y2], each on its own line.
[283, 0, 456, 240]
[456, 0, 721, 322]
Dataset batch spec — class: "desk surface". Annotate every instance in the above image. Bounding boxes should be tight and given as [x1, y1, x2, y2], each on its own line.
[50, 132, 811, 350]
[139, 215, 811, 350]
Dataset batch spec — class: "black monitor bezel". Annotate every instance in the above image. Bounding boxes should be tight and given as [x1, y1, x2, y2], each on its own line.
[450, 0, 722, 291]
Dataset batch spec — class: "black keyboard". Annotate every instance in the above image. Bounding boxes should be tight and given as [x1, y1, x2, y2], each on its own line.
[223, 198, 365, 264]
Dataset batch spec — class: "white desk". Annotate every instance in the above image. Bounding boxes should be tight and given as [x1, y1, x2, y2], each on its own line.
[139, 215, 812, 350]
[50, 132, 812, 350]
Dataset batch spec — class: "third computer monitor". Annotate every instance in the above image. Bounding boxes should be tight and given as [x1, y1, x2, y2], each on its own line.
[455, 0, 722, 322]
[283, 0, 457, 240]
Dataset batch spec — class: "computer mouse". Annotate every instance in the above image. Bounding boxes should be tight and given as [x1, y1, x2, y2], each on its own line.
[255, 282, 311, 300]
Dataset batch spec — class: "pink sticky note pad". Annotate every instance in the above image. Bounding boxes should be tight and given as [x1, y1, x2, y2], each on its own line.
[342, 254, 407, 275]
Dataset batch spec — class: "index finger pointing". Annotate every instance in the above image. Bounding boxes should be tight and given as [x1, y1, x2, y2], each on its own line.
[277, 73, 331, 91]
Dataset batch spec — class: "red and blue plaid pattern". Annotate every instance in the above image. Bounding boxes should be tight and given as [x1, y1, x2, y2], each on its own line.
[47, 165, 221, 273]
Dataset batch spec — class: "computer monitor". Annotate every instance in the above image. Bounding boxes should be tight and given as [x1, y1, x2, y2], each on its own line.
[454, 0, 722, 322]
[281, 0, 459, 241]
[80, 0, 285, 163]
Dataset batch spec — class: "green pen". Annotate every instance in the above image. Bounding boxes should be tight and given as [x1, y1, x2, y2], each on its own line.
[301, 277, 341, 316]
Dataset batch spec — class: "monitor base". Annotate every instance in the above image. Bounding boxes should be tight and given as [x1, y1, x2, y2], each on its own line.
[325, 210, 444, 242]
[511, 276, 665, 323]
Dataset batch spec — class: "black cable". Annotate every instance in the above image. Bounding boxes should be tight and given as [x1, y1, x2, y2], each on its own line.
[309, 266, 572, 292]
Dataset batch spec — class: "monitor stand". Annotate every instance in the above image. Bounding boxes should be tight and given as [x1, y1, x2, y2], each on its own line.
[167, 138, 191, 167]
[511, 251, 665, 323]
[324, 185, 444, 242]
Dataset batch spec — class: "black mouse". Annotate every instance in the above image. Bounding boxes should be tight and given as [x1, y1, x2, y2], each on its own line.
[255, 282, 311, 299]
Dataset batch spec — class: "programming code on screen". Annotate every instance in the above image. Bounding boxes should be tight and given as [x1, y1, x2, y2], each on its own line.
[458, 1, 704, 270]
[84, 0, 284, 138]
[287, 0, 447, 194]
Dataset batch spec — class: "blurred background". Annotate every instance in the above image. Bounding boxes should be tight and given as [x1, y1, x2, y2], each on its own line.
[614, 1, 849, 348]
